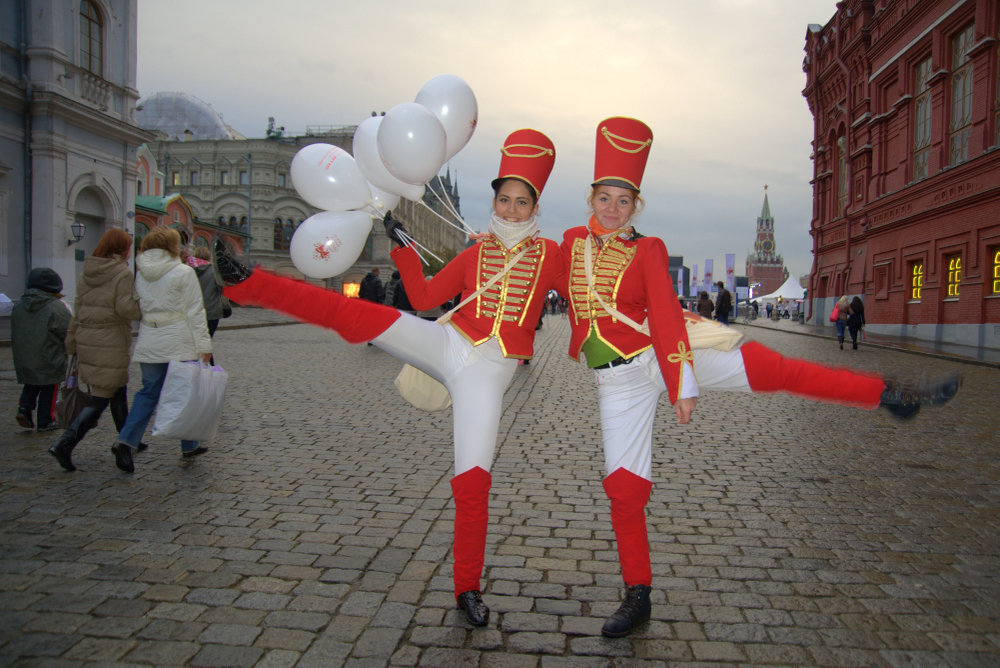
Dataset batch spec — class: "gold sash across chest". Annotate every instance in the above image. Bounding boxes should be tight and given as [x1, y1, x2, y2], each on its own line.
[568, 235, 636, 320]
[475, 239, 545, 329]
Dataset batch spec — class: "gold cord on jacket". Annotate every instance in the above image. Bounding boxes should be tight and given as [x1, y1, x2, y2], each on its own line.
[473, 238, 545, 333]
[568, 236, 636, 323]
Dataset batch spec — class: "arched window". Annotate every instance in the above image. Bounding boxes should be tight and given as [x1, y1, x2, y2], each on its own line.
[80, 1, 103, 76]
[240, 216, 249, 233]
[273, 218, 296, 250]
[273, 218, 284, 249]
[229, 216, 237, 228]
[218, 216, 225, 225]
[836, 135, 848, 216]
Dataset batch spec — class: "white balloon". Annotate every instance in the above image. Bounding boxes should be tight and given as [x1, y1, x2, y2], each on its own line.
[368, 185, 400, 214]
[290, 143, 371, 211]
[289, 210, 373, 279]
[353, 117, 426, 201]
[377, 102, 447, 186]
[415, 74, 478, 161]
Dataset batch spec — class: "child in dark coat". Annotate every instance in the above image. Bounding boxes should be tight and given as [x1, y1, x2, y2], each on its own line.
[12, 268, 71, 431]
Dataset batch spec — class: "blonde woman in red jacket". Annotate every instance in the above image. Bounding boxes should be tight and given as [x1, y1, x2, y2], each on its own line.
[563, 117, 960, 638]
[217, 129, 564, 627]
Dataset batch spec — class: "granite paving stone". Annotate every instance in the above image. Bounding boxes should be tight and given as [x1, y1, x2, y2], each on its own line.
[0, 314, 997, 665]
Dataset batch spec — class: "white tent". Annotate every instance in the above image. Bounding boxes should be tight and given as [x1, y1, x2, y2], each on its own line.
[752, 276, 805, 302]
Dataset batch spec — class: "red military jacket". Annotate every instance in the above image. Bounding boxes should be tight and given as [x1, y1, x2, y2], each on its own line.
[392, 234, 563, 359]
[561, 226, 694, 403]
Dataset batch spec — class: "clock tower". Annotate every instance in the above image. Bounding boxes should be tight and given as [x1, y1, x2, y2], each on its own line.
[746, 186, 788, 296]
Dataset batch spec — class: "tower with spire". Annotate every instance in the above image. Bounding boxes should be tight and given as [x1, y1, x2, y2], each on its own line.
[746, 186, 789, 296]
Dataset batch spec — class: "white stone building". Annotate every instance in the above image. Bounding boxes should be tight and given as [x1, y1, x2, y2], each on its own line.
[0, 0, 148, 305]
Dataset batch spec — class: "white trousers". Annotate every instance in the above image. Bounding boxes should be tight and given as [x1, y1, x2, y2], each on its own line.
[596, 347, 751, 481]
[372, 313, 517, 475]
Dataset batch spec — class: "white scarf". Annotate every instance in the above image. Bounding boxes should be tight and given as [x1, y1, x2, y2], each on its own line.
[489, 212, 538, 250]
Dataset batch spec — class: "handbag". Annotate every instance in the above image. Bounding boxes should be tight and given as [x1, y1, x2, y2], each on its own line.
[394, 245, 531, 412]
[584, 235, 743, 351]
[829, 304, 840, 322]
[152, 361, 228, 441]
[56, 355, 90, 428]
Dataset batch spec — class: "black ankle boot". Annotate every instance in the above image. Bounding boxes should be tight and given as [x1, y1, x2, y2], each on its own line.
[456, 590, 489, 626]
[880, 373, 962, 419]
[602, 584, 652, 638]
[48, 431, 77, 472]
[214, 240, 254, 286]
[383, 212, 409, 248]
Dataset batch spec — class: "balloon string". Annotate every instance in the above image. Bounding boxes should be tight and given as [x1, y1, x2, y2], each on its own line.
[418, 200, 476, 236]
[429, 174, 464, 222]
[399, 230, 445, 265]
[427, 176, 476, 235]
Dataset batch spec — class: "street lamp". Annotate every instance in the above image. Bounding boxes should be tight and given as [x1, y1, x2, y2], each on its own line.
[67, 220, 86, 246]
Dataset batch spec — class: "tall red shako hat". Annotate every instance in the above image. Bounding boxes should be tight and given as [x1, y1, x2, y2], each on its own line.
[491, 129, 556, 199]
[592, 116, 653, 192]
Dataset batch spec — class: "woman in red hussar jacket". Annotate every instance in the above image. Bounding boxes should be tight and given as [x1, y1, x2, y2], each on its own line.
[562, 116, 961, 638]
[216, 129, 565, 627]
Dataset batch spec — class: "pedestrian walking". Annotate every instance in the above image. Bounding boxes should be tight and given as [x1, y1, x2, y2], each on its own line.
[834, 295, 850, 349]
[110, 227, 213, 473]
[714, 280, 732, 325]
[696, 290, 713, 319]
[48, 229, 143, 472]
[12, 268, 71, 432]
[561, 116, 962, 638]
[359, 267, 385, 303]
[848, 295, 865, 350]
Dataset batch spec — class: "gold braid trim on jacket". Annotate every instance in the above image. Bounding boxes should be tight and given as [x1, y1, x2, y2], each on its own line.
[473, 238, 545, 336]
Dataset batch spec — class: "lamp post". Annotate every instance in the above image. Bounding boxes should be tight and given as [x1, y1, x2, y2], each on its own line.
[67, 219, 86, 246]
[245, 152, 253, 262]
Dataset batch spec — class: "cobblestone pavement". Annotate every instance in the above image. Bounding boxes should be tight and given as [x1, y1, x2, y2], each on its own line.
[2, 310, 998, 667]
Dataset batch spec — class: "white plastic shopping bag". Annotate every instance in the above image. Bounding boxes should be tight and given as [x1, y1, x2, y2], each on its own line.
[152, 361, 228, 441]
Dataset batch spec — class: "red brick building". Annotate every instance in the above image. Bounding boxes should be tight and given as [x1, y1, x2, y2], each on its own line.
[803, 0, 1000, 350]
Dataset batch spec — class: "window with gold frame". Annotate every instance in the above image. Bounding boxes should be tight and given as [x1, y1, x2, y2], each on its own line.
[992, 248, 1000, 295]
[911, 261, 924, 300]
[946, 254, 961, 297]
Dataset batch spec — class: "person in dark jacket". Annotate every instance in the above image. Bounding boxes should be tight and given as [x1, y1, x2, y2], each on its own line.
[696, 291, 714, 319]
[359, 267, 385, 303]
[713, 281, 732, 325]
[389, 270, 415, 314]
[12, 268, 71, 431]
[847, 296, 866, 350]
[192, 246, 226, 339]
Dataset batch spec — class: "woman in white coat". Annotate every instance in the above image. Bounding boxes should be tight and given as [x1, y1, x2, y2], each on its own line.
[110, 227, 212, 473]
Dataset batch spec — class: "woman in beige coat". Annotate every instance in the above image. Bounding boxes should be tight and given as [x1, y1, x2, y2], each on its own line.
[48, 229, 142, 471]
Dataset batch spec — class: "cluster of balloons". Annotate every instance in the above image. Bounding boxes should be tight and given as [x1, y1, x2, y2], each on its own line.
[288, 74, 478, 278]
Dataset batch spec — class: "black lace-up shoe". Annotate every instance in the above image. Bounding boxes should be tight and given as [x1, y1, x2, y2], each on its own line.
[880, 373, 962, 419]
[383, 212, 409, 248]
[456, 590, 489, 627]
[213, 240, 254, 286]
[601, 584, 652, 638]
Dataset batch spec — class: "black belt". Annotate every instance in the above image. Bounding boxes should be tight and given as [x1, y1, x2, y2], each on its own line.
[593, 356, 635, 370]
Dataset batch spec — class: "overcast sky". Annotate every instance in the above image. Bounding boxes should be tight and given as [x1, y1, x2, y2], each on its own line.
[137, 0, 839, 285]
